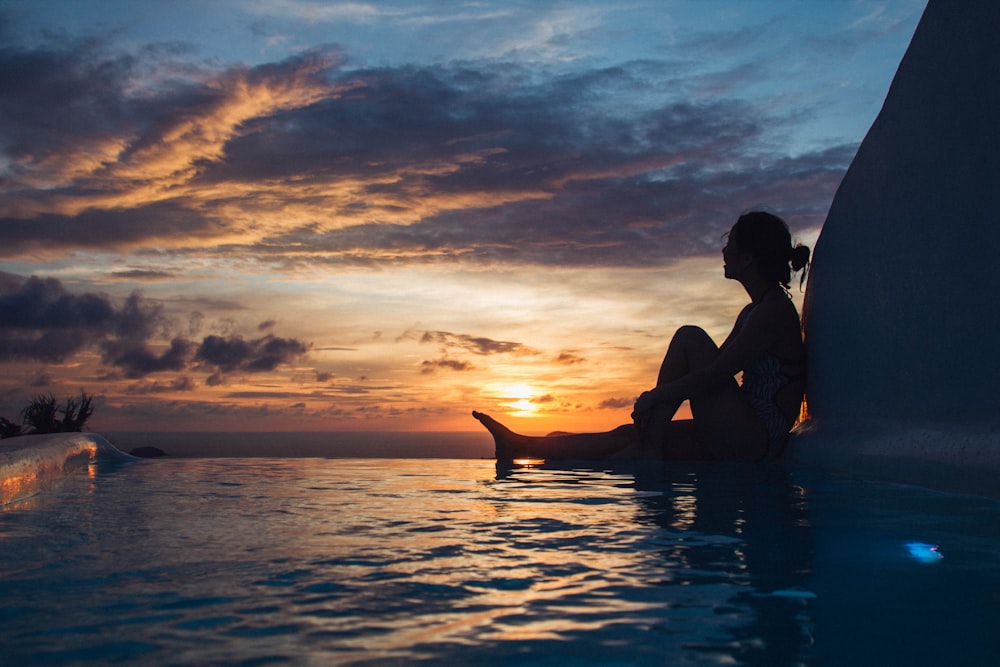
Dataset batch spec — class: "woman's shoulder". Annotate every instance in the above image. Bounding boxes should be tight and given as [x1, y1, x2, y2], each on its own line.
[761, 288, 800, 315]
[742, 290, 801, 335]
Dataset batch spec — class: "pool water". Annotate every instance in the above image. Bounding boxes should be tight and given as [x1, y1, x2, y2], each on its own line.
[1, 457, 998, 665]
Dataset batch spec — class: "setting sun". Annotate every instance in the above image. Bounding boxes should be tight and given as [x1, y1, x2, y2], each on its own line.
[497, 383, 542, 417]
[508, 399, 538, 417]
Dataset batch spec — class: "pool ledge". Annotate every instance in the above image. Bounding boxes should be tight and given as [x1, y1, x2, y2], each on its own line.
[0, 433, 135, 505]
[788, 420, 1000, 499]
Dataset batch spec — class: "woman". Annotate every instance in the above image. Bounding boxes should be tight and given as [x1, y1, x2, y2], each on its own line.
[473, 211, 810, 462]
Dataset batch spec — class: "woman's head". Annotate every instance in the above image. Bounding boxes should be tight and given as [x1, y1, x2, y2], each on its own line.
[729, 211, 810, 288]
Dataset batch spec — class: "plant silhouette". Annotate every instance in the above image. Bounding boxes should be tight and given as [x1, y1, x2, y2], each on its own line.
[0, 392, 95, 438]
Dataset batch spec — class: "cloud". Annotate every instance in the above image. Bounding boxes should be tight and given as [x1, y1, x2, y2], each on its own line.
[0, 274, 310, 378]
[420, 358, 474, 374]
[554, 351, 586, 365]
[127, 376, 197, 394]
[249, 1, 394, 23]
[599, 396, 635, 409]
[419, 330, 537, 356]
[0, 275, 115, 330]
[416, 329, 539, 373]
[0, 276, 160, 363]
[0, 34, 848, 267]
[109, 269, 177, 282]
[195, 333, 309, 373]
[103, 337, 196, 379]
[0, 38, 349, 254]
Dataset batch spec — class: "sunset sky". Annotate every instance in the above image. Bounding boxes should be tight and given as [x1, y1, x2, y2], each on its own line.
[0, 0, 925, 433]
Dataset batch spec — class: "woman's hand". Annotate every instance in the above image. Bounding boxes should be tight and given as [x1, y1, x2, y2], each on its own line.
[632, 388, 659, 418]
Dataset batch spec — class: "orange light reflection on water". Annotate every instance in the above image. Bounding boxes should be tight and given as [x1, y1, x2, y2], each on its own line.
[512, 457, 546, 466]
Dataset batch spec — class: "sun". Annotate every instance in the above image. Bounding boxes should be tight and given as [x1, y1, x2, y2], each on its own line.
[496, 382, 541, 417]
[508, 398, 536, 415]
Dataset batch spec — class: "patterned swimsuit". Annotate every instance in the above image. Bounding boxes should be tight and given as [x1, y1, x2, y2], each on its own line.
[734, 303, 804, 460]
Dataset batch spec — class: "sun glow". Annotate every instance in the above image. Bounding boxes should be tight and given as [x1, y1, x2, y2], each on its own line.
[497, 382, 542, 417]
[512, 457, 546, 466]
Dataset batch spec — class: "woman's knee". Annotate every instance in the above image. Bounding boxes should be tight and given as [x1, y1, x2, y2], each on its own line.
[668, 325, 719, 360]
[672, 325, 711, 342]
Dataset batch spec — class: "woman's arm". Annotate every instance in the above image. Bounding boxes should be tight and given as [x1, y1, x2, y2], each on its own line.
[634, 299, 787, 413]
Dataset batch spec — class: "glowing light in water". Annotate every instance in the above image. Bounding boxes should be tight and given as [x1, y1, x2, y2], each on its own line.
[905, 542, 943, 563]
[512, 457, 545, 467]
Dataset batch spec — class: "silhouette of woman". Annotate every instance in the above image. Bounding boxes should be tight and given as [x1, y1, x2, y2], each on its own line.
[474, 211, 810, 462]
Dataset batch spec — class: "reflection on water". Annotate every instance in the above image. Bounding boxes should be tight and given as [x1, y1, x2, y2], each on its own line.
[495, 460, 817, 665]
[0, 457, 997, 665]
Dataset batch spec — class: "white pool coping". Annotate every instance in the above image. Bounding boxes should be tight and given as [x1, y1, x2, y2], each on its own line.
[0, 433, 135, 505]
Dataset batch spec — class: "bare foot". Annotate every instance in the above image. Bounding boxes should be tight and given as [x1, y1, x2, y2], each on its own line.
[472, 411, 525, 461]
[472, 411, 639, 461]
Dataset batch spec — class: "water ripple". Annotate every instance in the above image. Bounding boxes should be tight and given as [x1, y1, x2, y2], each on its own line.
[1, 457, 999, 665]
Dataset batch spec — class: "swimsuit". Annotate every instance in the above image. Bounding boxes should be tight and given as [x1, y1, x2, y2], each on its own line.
[734, 303, 805, 460]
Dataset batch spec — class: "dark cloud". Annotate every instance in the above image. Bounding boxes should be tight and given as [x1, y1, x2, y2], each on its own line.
[245, 142, 846, 269]
[554, 351, 586, 365]
[247, 336, 310, 371]
[599, 397, 635, 409]
[420, 330, 536, 356]
[0, 275, 116, 330]
[0, 329, 89, 363]
[195, 334, 309, 373]
[103, 337, 195, 379]
[208, 62, 843, 266]
[0, 276, 160, 363]
[0, 39, 344, 256]
[195, 336, 252, 372]
[127, 376, 196, 394]
[0, 202, 219, 257]
[420, 358, 474, 374]
[0, 274, 310, 378]
[0, 36, 135, 171]
[0, 34, 847, 267]
[0, 270, 23, 292]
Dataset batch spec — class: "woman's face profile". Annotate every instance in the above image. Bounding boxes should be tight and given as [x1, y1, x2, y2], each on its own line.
[722, 231, 742, 279]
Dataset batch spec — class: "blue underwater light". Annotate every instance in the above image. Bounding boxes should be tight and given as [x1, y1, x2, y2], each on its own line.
[905, 542, 943, 563]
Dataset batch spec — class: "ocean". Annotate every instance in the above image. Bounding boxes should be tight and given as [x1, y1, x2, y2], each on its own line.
[103, 431, 495, 459]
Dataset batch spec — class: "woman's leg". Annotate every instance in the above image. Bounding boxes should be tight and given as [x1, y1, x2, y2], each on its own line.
[473, 411, 715, 461]
[474, 326, 766, 462]
[690, 391, 768, 462]
[656, 325, 719, 385]
[472, 411, 638, 461]
[637, 326, 722, 456]
[653, 419, 714, 461]
[641, 325, 768, 462]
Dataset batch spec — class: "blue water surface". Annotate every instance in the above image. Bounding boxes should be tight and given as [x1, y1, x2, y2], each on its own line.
[1, 452, 998, 666]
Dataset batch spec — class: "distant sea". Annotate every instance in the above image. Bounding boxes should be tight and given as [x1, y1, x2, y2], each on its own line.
[102, 431, 494, 459]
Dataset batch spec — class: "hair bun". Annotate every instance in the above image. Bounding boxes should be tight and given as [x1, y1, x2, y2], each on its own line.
[790, 244, 811, 272]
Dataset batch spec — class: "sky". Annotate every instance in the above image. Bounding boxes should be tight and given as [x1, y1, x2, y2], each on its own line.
[0, 0, 926, 434]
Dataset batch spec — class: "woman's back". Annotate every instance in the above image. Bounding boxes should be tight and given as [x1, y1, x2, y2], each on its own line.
[736, 290, 805, 427]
